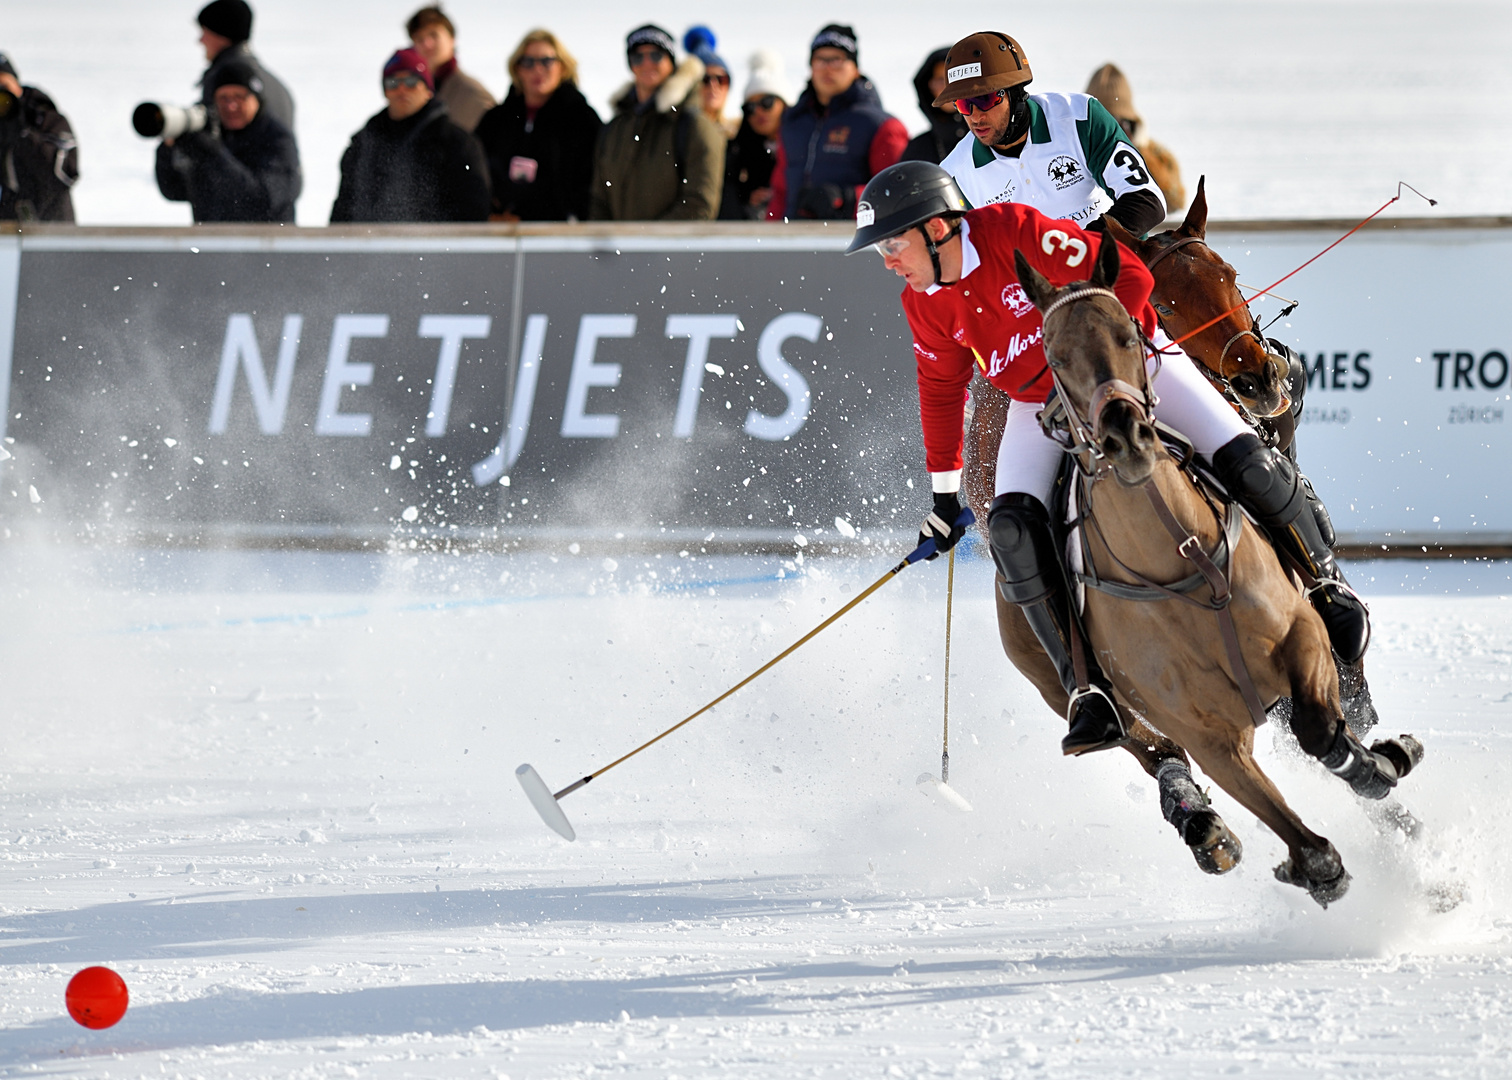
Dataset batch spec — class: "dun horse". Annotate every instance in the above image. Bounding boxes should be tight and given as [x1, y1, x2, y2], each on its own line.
[1008, 235, 1421, 906]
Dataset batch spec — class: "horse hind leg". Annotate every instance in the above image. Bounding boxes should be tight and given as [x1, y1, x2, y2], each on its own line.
[1280, 619, 1424, 800]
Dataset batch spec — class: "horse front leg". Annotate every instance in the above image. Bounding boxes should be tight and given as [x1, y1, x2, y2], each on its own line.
[1178, 721, 1350, 907]
[994, 586, 1240, 873]
[1279, 615, 1424, 801]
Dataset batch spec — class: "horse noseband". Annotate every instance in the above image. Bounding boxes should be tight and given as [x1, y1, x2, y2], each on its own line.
[1088, 378, 1154, 444]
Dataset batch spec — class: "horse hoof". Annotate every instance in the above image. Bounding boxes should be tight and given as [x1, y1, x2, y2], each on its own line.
[1273, 847, 1351, 908]
[1372, 734, 1425, 780]
[1184, 810, 1243, 875]
[1365, 797, 1423, 840]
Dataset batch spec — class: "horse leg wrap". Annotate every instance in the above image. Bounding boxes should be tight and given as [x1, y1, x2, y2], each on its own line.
[1211, 433, 1370, 663]
[1274, 843, 1351, 908]
[1318, 723, 1399, 800]
[1155, 758, 1242, 875]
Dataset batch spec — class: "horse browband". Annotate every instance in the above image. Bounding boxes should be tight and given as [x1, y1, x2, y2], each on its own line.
[1041, 286, 1121, 323]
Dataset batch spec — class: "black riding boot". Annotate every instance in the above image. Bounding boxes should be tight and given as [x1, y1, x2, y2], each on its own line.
[1211, 433, 1370, 664]
[988, 493, 1126, 757]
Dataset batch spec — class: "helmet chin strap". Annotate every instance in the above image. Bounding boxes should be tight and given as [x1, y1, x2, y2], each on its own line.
[919, 221, 963, 287]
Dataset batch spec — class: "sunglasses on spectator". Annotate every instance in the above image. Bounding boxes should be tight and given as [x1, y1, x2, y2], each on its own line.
[742, 94, 780, 114]
[811, 54, 851, 69]
[955, 88, 1007, 115]
[383, 73, 425, 91]
[703, 71, 730, 87]
[629, 47, 667, 67]
[517, 55, 560, 71]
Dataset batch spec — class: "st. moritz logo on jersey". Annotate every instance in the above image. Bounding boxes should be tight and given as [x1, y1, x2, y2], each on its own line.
[913, 342, 939, 362]
[1001, 283, 1035, 317]
[1047, 155, 1084, 190]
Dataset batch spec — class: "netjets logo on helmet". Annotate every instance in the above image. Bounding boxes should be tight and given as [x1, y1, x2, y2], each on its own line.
[1001, 283, 1035, 317]
[947, 62, 982, 83]
[855, 202, 875, 228]
[1047, 155, 1083, 190]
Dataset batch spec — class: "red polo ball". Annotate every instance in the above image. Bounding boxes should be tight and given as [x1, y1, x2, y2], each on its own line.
[65, 967, 129, 1029]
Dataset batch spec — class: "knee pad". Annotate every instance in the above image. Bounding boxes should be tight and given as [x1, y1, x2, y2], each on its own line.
[987, 493, 1062, 605]
[1211, 433, 1304, 526]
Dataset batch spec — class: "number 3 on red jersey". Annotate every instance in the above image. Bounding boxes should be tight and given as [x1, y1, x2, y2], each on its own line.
[1041, 229, 1088, 268]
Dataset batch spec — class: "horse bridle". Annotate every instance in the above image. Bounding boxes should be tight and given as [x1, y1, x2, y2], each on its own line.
[1144, 235, 1269, 407]
[1040, 287, 1157, 473]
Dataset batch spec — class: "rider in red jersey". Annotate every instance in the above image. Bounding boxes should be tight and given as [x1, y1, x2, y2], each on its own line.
[849, 162, 1368, 757]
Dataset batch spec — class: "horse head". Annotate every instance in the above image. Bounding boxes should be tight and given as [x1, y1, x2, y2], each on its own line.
[1014, 237, 1159, 487]
[1104, 177, 1292, 420]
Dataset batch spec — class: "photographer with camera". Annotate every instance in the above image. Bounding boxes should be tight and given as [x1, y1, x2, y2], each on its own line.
[196, 0, 293, 131]
[153, 60, 301, 223]
[0, 53, 79, 223]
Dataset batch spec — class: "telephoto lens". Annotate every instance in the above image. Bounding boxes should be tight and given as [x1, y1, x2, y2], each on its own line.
[0, 89, 15, 119]
[132, 101, 208, 139]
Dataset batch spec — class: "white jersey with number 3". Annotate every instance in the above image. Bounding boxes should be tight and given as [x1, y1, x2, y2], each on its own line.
[940, 92, 1165, 229]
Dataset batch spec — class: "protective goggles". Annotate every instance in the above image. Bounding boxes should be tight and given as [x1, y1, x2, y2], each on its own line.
[872, 235, 911, 258]
[954, 88, 1007, 115]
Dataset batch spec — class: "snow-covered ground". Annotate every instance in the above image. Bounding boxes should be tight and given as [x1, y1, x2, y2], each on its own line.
[6, 0, 1512, 225]
[1, 541, 1510, 1077]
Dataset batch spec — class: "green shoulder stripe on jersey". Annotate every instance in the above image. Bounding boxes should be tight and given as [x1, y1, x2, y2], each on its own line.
[971, 138, 993, 169]
[1027, 98, 1050, 144]
[1075, 97, 1136, 197]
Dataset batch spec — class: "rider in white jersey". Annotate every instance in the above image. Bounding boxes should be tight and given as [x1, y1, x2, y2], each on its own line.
[933, 30, 1371, 672]
[934, 33, 1166, 236]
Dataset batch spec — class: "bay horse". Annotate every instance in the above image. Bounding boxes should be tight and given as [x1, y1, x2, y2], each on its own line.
[1010, 235, 1420, 906]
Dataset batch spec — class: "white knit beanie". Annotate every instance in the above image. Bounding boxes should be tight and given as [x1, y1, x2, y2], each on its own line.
[743, 49, 793, 103]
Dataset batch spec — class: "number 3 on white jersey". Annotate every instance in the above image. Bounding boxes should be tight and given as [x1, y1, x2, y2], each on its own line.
[1041, 229, 1088, 268]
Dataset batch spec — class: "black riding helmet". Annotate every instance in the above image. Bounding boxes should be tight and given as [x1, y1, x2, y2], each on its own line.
[845, 161, 972, 285]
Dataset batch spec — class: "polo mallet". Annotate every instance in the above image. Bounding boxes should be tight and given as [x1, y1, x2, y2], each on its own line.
[916, 543, 974, 812]
[517, 509, 975, 840]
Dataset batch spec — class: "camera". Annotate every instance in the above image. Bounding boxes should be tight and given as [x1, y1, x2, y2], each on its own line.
[132, 101, 208, 140]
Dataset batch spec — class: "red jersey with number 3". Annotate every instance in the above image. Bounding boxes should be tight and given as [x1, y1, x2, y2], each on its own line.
[900, 202, 1157, 474]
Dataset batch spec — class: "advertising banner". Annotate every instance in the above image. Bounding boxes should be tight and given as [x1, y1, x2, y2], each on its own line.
[2, 221, 1508, 547]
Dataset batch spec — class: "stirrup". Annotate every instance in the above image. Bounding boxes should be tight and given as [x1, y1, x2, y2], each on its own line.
[1306, 577, 1371, 663]
[1062, 685, 1127, 757]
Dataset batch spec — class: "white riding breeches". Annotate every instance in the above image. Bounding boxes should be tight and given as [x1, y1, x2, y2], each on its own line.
[994, 341, 1250, 502]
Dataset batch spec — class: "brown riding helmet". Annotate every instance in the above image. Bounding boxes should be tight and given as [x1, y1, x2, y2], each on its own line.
[931, 31, 1032, 108]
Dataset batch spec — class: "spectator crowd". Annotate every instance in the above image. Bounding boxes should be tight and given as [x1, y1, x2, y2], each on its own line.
[0, 1, 1183, 226]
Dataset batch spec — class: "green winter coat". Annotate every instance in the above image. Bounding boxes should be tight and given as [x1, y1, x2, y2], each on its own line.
[589, 57, 725, 222]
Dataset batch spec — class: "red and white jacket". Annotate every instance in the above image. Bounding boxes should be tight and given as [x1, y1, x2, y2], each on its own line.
[900, 202, 1157, 481]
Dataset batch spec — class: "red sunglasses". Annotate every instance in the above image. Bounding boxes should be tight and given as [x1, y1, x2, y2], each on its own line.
[954, 88, 1007, 115]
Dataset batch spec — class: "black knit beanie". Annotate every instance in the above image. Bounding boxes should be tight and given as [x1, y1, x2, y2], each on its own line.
[198, 0, 254, 44]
